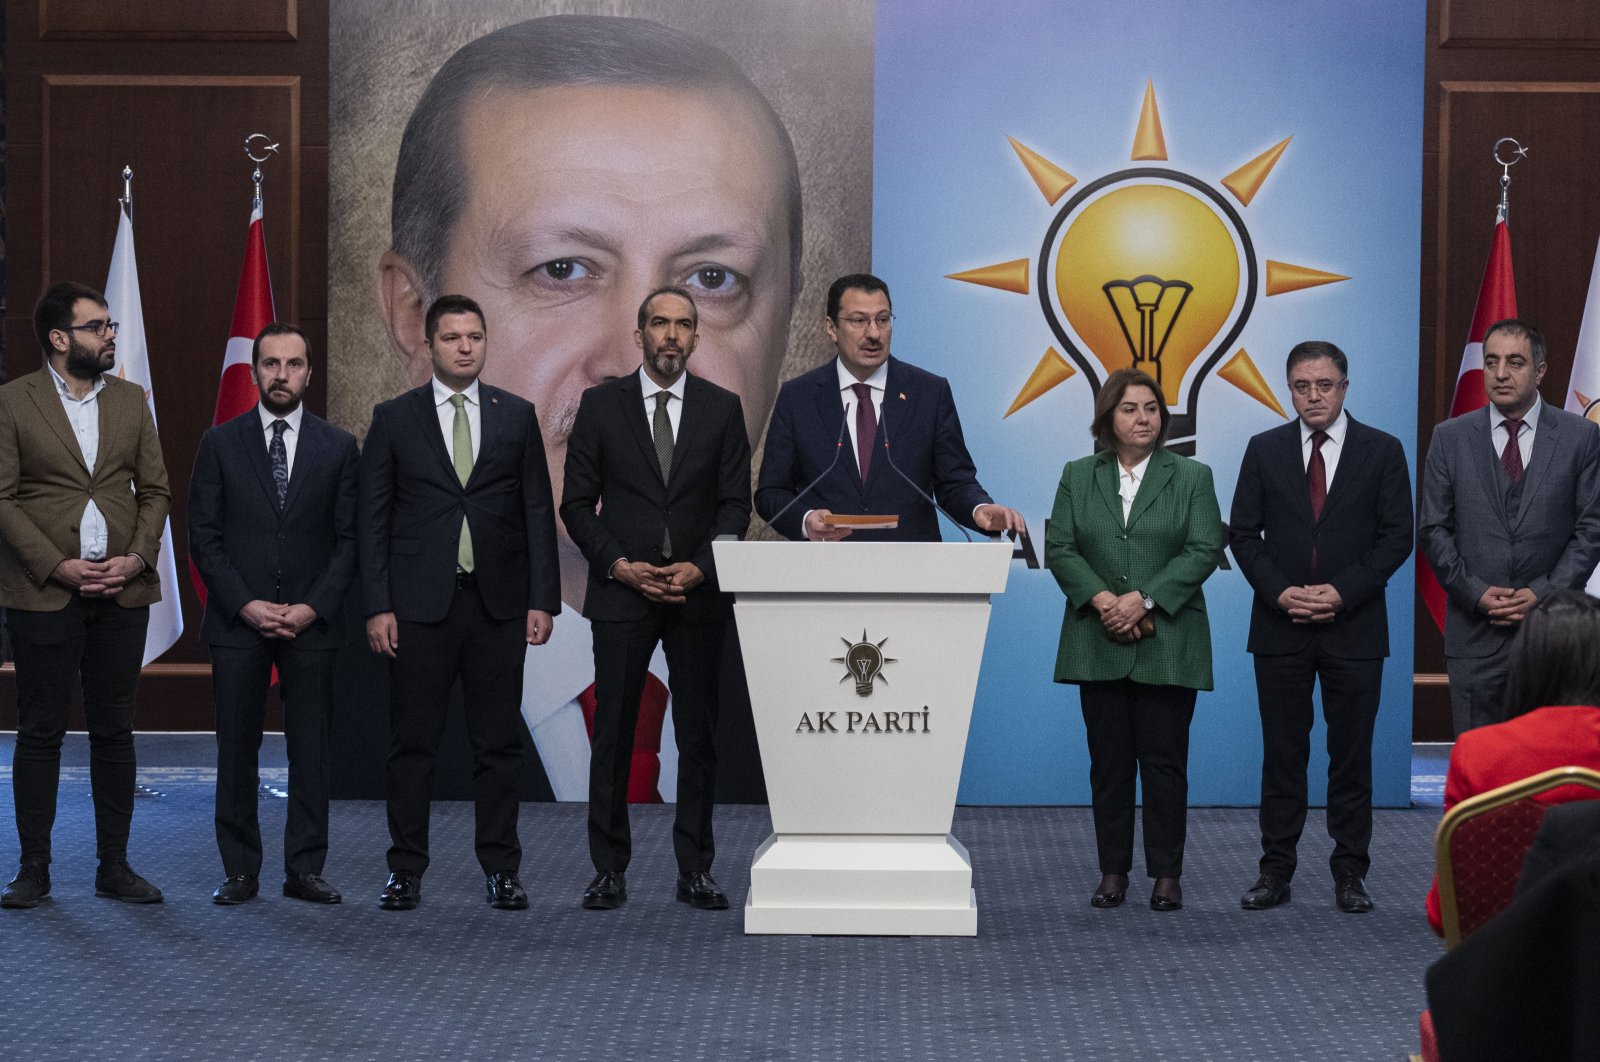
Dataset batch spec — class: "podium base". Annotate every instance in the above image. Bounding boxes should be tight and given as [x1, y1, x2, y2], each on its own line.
[742, 832, 978, 936]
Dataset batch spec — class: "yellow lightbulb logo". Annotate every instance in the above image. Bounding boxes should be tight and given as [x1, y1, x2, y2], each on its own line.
[1055, 184, 1240, 406]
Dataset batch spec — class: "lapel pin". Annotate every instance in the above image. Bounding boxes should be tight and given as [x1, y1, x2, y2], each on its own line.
[898, 392, 907, 401]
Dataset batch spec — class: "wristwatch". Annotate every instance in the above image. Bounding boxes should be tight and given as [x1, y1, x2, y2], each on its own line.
[1138, 590, 1155, 611]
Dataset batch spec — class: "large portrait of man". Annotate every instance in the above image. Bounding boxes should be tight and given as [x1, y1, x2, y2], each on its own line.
[329, 2, 874, 799]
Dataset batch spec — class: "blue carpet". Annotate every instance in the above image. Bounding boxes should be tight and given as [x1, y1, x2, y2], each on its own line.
[0, 736, 1448, 1060]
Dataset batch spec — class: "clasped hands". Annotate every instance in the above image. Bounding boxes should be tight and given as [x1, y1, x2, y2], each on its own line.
[611, 559, 704, 604]
[240, 600, 319, 639]
[1478, 585, 1535, 627]
[51, 555, 143, 598]
[1277, 584, 1343, 624]
[1090, 590, 1149, 643]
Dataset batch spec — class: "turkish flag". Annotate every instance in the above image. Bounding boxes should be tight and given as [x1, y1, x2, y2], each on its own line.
[1419, 220, 1516, 630]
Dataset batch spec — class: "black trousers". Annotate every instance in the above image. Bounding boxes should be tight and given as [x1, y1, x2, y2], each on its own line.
[1079, 678, 1197, 879]
[385, 580, 525, 876]
[210, 641, 336, 879]
[1445, 645, 1512, 737]
[1254, 642, 1384, 881]
[589, 609, 724, 874]
[6, 598, 149, 865]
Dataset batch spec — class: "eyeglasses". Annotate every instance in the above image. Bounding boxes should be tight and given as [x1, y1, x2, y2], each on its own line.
[64, 320, 119, 338]
[1290, 379, 1344, 396]
[836, 313, 895, 331]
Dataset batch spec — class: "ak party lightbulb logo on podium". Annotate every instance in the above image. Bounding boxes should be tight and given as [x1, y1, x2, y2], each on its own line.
[949, 81, 1349, 452]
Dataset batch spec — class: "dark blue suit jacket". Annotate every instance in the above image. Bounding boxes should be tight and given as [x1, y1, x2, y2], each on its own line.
[357, 382, 561, 624]
[755, 357, 993, 541]
[187, 407, 360, 651]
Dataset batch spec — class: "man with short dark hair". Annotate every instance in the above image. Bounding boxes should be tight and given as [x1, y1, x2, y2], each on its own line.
[189, 323, 359, 905]
[359, 294, 561, 911]
[1230, 341, 1413, 914]
[0, 282, 171, 908]
[756, 272, 1024, 542]
[379, 15, 803, 801]
[1420, 318, 1600, 734]
[562, 287, 751, 912]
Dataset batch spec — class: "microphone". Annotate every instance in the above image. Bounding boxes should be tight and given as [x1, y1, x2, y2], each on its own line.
[880, 421, 973, 542]
[763, 401, 851, 538]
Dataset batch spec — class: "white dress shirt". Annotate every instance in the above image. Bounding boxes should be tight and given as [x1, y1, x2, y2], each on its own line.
[1117, 453, 1152, 523]
[432, 376, 482, 464]
[1488, 399, 1540, 470]
[1300, 410, 1348, 491]
[48, 364, 109, 561]
[640, 366, 686, 442]
[836, 357, 888, 472]
[257, 401, 305, 480]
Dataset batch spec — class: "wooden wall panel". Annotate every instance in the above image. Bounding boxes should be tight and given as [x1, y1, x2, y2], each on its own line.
[2, 0, 327, 729]
[1415, 0, 1600, 740]
[39, 0, 297, 40]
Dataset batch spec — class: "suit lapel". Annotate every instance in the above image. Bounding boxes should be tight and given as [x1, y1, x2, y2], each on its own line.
[1093, 452, 1124, 527]
[865, 359, 911, 496]
[411, 385, 458, 483]
[669, 376, 709, 492]
[1317, 417, 1358, 524]
[1278, 422, 1315, 524]
[1514, 401, 1559, 528]
[25, 371, 90, 472]
[1126, 449, 1174, 529]
[241, 409, 282, 513]
[620, 372, 666, 486]
[813, 363, 864, 499]
[1468, 408, 1512, 532]
[471, 385, 511, 488]
[279, 412, 321, 517]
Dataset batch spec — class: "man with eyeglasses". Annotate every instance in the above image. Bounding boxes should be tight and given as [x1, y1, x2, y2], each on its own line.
[1228, 341, 1413, 915]
[0, 282, 172, 908]
[756, 273, 1025, 542]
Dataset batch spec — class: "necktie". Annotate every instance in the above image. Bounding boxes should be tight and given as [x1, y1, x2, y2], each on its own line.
[1501, 418, 1524, 485]
[852, 382, 875, 483]
[653, 392, 674, 559]
[450, 393, 474, 572]
[577, 673, 669, 803]
[269, 420, 288, 509]
[1308, 429, 1328, 576]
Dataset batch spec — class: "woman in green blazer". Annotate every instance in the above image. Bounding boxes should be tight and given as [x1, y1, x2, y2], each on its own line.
[1046, 368, 1222, 912]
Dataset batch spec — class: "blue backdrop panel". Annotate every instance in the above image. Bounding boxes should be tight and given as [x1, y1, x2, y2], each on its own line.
[871, 0, 1425, 805]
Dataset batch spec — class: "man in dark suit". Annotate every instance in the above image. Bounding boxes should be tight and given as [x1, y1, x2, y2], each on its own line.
[1230, 341, 1414, 914]
[1420, 318, 1600, 735]
[756, 273, 1024, 542]
[0, 282, 170, 909]
[359, 294, 561, 911]
[561, 287, 751, 912]
[188, 323, 359, 906]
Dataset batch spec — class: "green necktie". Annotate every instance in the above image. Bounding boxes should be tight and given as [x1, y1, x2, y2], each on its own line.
[450, 393, 474, 572]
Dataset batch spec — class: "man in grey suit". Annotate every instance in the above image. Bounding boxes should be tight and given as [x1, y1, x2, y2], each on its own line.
[1419, 318, 1600, 734]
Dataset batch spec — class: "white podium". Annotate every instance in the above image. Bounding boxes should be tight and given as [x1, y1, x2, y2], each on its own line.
[714, 540, 1011, 935]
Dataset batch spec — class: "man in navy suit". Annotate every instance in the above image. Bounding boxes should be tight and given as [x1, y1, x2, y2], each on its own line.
[756, 273, 1024, 542]
[188, 323, 359, 906]
[1229, 341, 1413, 914]
[359, 294, 561, 912]
[1419, 318, 1600, 734]
[561, 287, 751, 912]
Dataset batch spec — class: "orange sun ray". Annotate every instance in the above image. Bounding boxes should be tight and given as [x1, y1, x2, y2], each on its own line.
[1006, 137, 1077, 205]
[1005, 348, 1077, 417]
[1266, 260, 1349, 295]
[947, 259, 1030, 294]
[1217, 349, 1288, 418]
[1221, 136, 1292, 207]
[1131, 80, 1167, 161]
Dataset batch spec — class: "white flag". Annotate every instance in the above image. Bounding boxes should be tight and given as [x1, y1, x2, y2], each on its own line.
[105, 202, 185, 663]
[1568, 237, 1600, 597]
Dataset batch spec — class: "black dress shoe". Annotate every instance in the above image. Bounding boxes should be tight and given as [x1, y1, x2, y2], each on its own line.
[1090, 874, 1129, 909]
[283, 874, 342, 905]
[1240, 874, 1292, 911]
[1149, 877, 1183, 912]
[213, 875, 259, 905]
[486, 872, 529, 910]
[1335, 875, 1374, 913]
[582, 871, 626, 910]
[1, 864, 51, 909]
[379, 871, 421, 911]
[95, 861, 164, 904]
[676, 871, 729, 911]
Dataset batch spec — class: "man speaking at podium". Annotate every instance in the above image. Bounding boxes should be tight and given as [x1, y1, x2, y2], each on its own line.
[756, 273, 1025, 542]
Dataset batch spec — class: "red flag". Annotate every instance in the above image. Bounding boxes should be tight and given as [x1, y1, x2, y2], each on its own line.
[191, 203, 277, 603]
[1419, 219, 1516, 630]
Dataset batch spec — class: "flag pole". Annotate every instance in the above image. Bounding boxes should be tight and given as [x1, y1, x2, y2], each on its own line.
[1492, 136, 1527, 224]
[244, 132, 279, 212]
[120, 165, 133, 219]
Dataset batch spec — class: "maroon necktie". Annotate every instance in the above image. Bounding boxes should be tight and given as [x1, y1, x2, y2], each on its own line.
[852, 383, 875, 483]
[1501, 418, 1524, 484]
[1308, 429, 1328, 521]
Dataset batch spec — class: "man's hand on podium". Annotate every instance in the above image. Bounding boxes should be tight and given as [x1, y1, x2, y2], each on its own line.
[974, 503, 1027, 537]
[804, 509, 854, 541]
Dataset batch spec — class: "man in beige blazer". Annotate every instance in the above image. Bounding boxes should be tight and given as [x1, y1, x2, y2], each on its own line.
[0, 282, 171, 908]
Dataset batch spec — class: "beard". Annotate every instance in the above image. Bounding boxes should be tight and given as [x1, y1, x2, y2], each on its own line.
[259, 387, 301, 417]
[65, 336, 113, 381]
[643, 341, 686, 381]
